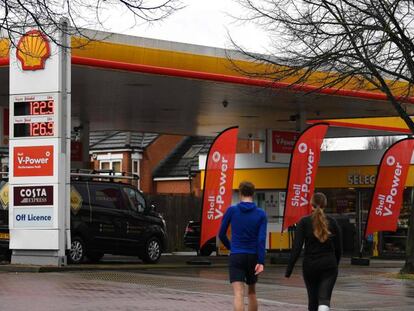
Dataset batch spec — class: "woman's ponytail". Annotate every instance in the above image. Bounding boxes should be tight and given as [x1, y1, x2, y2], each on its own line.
[311, 193, 330, 243]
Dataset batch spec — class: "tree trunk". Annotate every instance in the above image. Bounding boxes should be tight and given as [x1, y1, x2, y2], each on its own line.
[402, 189, 414, 273]
[390, 100, 414, 273]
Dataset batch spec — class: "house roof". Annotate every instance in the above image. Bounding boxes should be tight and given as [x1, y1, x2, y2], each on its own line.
[90, 131, 158, 151]
[153, 136, 213, 178]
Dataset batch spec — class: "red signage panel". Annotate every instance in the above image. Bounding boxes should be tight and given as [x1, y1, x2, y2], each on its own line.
[13, 145, 54, 177]
[271, 130, 299, 153]
[200, 127, 238, 249]
[282, 123, 329, 231]
[365, 138, 414, 237]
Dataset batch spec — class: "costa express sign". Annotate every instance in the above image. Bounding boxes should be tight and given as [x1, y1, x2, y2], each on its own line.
[13, 145, 53, 177]
[14, 185, 53, 206]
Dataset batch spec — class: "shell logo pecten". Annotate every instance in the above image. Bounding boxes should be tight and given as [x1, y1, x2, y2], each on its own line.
[16, 30, 51, 71]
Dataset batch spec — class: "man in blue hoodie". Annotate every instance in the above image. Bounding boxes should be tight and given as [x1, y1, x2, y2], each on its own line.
[219, 181, 267, 311]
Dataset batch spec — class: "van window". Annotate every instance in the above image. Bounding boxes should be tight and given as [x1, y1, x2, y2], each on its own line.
[91, 184, 123, 210]
[123, 187, 145, 213]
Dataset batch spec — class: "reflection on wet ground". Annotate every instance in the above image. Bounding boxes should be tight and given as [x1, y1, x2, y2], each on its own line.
[133, 260, 414, 310]
[0, 257, 413, 310]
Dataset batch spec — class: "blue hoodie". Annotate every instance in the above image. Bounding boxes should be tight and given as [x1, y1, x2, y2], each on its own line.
[219, 202, 267, 264]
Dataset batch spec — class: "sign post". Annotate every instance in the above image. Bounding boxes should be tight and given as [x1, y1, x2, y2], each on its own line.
[9, 23, 71, 266]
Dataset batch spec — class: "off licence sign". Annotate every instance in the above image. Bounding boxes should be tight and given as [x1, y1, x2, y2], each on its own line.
[14, 185, 53, 206]
[13, 145, 53, 177]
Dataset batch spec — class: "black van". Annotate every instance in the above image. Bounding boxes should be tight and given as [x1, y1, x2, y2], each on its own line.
[0, 179, 167, 264]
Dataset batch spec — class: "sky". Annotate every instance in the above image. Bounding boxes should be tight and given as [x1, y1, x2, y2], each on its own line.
[104, 0, 270, 53]
[101, 0, 377, 150]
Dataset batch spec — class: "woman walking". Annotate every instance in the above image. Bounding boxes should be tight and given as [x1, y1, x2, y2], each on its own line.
[285, 193, 342, 311]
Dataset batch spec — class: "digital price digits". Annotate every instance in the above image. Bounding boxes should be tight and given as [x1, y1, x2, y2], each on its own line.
[14, 100, 54, 116]
[30, 101, 54, 115]
[30, 122, 54, 136]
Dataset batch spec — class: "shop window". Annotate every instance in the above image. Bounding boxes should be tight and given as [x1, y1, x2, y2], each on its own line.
[255, 191, 284, 223]
[381, 187, 413, 257]
[132, 160, 139, 174]
[132, 160, 140, 189]
[99, 160, 122, 175]
[112, 161, 121, 173]
[315, 188, 357, 217]
[100, 161, 110, 170]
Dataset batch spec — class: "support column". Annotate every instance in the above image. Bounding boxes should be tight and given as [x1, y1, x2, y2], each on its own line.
[81, 121, 90, 169]
[296, 102, 307, 132]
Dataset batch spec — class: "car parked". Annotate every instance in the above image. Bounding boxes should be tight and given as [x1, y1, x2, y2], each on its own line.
[0, 177, 167, 264]
[184, 220, 216, 256]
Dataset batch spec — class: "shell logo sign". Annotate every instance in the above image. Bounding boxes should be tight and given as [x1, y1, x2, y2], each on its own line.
[16, 30, 51, 71]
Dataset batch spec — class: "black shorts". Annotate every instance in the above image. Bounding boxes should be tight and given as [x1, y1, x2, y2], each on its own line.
[229, 253, 258, 285]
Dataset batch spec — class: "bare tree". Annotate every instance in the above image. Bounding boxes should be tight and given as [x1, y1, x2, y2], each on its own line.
[0, 0, 181, 47]
[365, 136, 403, 150]
[232, 0, 414, 272]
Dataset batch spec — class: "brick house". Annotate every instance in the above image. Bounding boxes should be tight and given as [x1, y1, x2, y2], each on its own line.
[153, 136, 262, 196]
[90, 131, 261, 196]
[90, 131, 182, 193]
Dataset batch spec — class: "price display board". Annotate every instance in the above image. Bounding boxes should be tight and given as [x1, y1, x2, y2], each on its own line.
[14, 122, 54, 137]
[11, 95, 57, 139]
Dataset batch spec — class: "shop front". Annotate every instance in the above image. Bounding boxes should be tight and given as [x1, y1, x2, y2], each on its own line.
[202, 150, 414, 257]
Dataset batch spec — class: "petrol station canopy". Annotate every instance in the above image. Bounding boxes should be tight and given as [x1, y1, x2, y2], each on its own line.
[1, 29, 413, 139]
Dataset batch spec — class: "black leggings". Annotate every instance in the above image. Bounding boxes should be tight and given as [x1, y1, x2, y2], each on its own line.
[303, 257, 338, 311]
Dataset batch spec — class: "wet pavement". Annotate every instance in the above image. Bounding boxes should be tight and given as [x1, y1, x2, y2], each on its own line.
[0, 257, 413, 310]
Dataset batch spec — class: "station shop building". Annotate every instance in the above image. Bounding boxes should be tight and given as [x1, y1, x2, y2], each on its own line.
[199, 149, 414, 258]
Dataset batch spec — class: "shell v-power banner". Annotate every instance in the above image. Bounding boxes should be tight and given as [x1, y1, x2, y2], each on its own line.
[200, 127, 238, 249]
[365, 138, 414, 237]
[282, 123, 329, 232]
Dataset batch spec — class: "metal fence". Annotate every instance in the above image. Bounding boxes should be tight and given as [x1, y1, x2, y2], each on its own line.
[148, 194, 201, 252]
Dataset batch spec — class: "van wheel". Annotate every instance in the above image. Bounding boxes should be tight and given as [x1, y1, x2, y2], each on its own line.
[68, 236, 86, 264]
[142, 237, 162, 264]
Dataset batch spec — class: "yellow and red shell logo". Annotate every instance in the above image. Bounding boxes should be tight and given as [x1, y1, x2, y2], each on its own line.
[16, 30, 51, 71]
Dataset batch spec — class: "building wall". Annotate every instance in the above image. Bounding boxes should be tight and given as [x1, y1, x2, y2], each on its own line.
[140, 135, 184, 194]
[89, 136, 260, 194]
[236, 139, 261, 154]
[155, 180, 191, 194]
[153, 176, 202, 196]
[152, 139, 261, 196]
[191, 172, 202, 197]
[90, 135, 183, 192]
